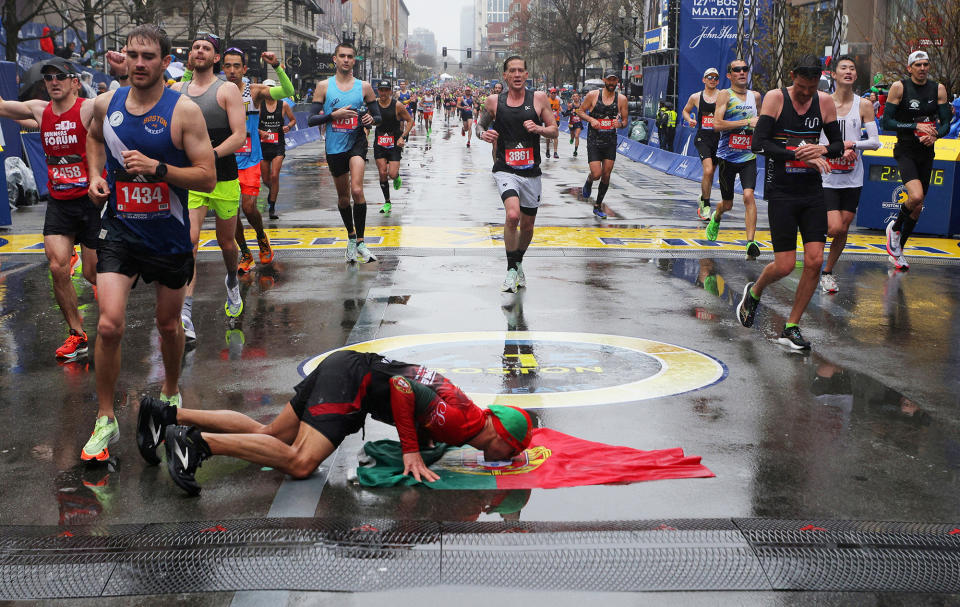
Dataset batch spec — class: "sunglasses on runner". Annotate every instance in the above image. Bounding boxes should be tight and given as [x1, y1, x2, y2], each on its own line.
[730, 66, 749, 73]
[43, 73, 74, 81]
[705, 75, 719, 80]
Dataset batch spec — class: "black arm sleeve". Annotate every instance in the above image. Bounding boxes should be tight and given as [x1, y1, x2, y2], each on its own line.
[937, 102, 952, 137]
[752, 114, 795, 159]
[881, 101, 914, 131]
[365, 99, 382, 126]
[307, 102, 332, 127]
[821, 120, 844, 158]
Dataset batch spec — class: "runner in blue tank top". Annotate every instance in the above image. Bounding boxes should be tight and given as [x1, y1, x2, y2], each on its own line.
[84, 25, 216, 462]
[309, 42, 382, 263]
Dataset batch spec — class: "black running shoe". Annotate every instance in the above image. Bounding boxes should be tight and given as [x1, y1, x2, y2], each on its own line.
[746, 240, 761, 259]
[268, 203, 279, 220]
[165, 425, 210, 496]
[137, 396, 174, 465]
[778, 325, 811, 350]
[737, 281, 759, 327]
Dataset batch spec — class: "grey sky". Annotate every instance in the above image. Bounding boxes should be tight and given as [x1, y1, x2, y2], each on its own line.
[404, 0, 472, 61]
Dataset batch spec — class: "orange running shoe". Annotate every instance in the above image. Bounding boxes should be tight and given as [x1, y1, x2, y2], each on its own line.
[257, 234, 274, 264]
[56, 330, 88, 360]
[238, 250, 255, 274]
[70, 249, 81, 274]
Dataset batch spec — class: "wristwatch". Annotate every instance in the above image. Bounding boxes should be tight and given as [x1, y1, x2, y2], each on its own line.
[154, 162, 167, 179]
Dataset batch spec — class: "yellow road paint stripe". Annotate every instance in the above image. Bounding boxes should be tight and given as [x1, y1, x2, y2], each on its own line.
[2, 226, 958, 259]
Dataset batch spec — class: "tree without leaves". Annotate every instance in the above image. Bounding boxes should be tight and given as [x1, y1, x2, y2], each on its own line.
[4, 0, 55, 61]
[523, 0, 616, 86]
[750, 2, 830, 93]
[875, 0, 959, 96]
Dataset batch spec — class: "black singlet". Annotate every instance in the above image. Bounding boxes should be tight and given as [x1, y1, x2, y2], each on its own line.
[587, 91, 619, 146]
[491, 89, 542, 177]
[767, 87, 824, 195]
[894, 78, 939, 156]
[259, 100, 285, 146]
[375, 99, 403, 139]
[697, 92, 717, 132]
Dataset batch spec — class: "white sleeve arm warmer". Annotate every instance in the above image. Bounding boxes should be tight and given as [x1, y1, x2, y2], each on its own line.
[855, 121, 881, 151]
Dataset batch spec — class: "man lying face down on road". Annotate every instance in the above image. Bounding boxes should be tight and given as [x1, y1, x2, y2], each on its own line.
[137, 349, 533, 495]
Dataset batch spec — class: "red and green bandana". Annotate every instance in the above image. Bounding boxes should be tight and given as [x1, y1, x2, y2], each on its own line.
[485, 405, 532, 454]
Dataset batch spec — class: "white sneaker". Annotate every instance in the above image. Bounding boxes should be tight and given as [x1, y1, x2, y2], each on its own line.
[889, 252, 910, 271]
[356, 242, 378, 263]
[819, 273, 838, 293]
[500, 268, 519, 293]
[345, 238, 358, 263]
[224, 275, 243, 318]
[516, 262, 527, 288]
[181, 314, 196, 341]
[885, 221, 902, 257]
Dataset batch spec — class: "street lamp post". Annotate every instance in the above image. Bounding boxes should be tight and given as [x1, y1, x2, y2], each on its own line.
[618, 6, 639, 91]
[576, 23, 593, 91]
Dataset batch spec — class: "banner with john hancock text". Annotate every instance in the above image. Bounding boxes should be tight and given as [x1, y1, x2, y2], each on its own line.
[677, 0, 763, 114]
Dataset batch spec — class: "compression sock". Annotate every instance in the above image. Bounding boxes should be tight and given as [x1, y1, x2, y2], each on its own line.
[353, 203, 367, 239]
[597, 182, 610, 205]
[900, 215, 918, 248]
[506, 250, 520, 271]
[338, 205, 354, 233]
[892, 206, 910, 231]
[517, 248, 526, 263]
[380, 181, 390, 202]
[226, 272, 238, 289]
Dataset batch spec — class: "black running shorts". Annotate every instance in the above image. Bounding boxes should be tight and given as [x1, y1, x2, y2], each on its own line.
[718, 158, 757, 200]
[290, 350, 369, 447]
[96, 238, 194, 289]
[823, 187, 862, 214]
[326, 136, 368, 178]
[767, 192, 827, 253]
[694, 130, 720, 163]
[893, 148, 935, 196]
[43, 195, 101, 249]
[261, 142, 285, 162]
[587, 141, 618, 163]
[373, 145, 402, 161]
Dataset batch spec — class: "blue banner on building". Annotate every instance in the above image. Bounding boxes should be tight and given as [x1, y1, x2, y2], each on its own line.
[643, 28, 662, 52]
[677, 0, 751, 117]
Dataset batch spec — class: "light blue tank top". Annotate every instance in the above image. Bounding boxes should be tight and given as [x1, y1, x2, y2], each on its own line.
[237, 82, 262, 169]
[323, 76, 365, 154]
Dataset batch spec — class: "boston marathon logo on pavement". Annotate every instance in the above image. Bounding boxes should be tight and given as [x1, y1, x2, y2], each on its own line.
[299, 331, 727, 408]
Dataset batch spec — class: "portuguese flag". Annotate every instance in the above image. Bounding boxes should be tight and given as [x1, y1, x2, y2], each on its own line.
[356, 428, 714, 489]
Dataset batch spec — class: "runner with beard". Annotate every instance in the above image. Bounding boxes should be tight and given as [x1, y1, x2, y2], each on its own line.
[682, 67, 721, 220]
[83, 25, 215, 459]
[216, 49, 293, 275]
[0, 57, 99, 361]
[170, 33, 247, 337]
[577, 71, 629, 219]
[564, 92, 583, 157]
[308, 42, 381, 263]
[137, 349, 532, 495]
[374, 79, 414, 215]
[736, 55, 846, 350]
[476, 56, 558, 293]
[882, 50, 951, 271]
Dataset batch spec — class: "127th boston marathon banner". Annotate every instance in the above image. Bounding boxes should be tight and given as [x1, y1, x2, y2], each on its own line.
[678, 0, 764, 112]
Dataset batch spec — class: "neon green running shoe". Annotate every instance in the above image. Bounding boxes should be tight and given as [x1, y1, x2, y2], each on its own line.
[379, 202, 392, 214]
[80, 416, 119, 461]
[705, 212, 720, 241]
[159, 391, 182, 408]
[393, 176, 402, 190]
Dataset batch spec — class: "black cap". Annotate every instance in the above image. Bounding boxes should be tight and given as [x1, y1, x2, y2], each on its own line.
[793, 54, 822, 73]
[376, 79, 392, 89]
[42, 57, 76, 75]
[603, 69, 620, 80]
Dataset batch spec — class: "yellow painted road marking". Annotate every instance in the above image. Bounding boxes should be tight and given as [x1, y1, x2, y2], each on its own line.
[2, 226, 958, 259]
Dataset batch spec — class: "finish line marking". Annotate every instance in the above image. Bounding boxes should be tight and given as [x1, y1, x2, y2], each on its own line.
[2, 226, 958, 260]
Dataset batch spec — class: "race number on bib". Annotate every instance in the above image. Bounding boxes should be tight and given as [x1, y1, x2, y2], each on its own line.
[914, 120, 934, 138]
[377, 134, 395, 148]
[260, 131, 279, 144]
[785, 138, 818, 173]
[596, 118, 617, 130]
[48, 162, 88, 189]
[239, 135, 252, 154]
[701, 114, 715, 129]
[505, 147, 534, 170]
[729, 133, 753, 150]
[116, 181, 170, 216]
[828, 156, 856, 173]
[332, 115, 358, 132]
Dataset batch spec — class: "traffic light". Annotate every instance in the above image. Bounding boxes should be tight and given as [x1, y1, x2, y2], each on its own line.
[466, 47, 472, 59]
[442, 46, 447, 57]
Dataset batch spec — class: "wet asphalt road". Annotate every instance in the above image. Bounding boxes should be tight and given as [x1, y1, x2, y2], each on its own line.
[1, 117, 959, 600]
